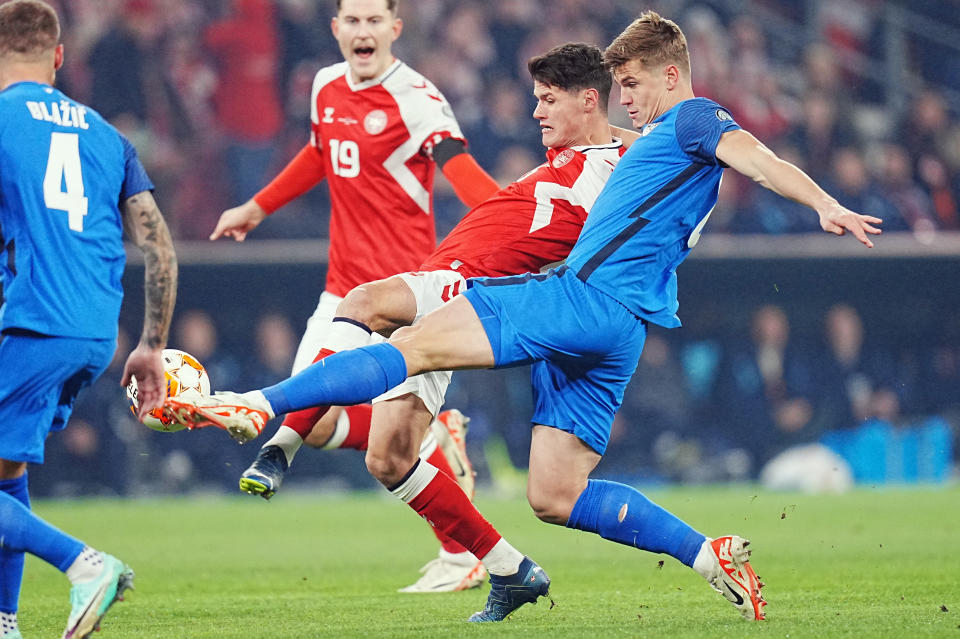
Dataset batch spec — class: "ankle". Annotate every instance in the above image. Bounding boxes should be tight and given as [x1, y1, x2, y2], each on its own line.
[0, 611, 17, 637]
[65, 547, 103, 584]
[691, 538, 716, 579]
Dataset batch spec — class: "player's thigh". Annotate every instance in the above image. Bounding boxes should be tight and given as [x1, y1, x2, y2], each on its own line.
[389, 295, 495, 373]
[291, 290, 343, 374]
[518, 277, 648, 455]
[0, 334, 113, 464]
[529, 336, 646, 456]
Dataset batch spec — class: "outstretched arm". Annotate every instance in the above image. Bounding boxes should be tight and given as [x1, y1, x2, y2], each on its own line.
[211, 144, 327, 241]
[716, 129, 882, 247]
[120, 190, 178, 418]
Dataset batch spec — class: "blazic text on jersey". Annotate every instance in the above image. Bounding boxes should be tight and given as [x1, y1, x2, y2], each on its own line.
[24, 100, 89, 129]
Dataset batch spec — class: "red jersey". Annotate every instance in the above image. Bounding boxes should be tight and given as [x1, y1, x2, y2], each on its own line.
[310, 59, 465, 297]
[420, 142, 625, 278]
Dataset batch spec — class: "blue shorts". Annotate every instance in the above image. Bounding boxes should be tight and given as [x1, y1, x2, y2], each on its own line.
[0, 331, 115, 464]
[463, 267, 646, 454]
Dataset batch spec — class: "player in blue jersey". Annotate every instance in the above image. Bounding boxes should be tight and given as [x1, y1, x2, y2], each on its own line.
[169, 12, 881, 623]
[0, 2, 177, 638]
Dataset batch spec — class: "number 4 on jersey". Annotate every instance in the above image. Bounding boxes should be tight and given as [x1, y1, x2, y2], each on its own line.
[43, 132, 88, 232]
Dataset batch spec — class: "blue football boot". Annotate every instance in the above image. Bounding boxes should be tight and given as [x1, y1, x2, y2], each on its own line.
[468, 557, 551, 622]
[238, 445, 288, 500]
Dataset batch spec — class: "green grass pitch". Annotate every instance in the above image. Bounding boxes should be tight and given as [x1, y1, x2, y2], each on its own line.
[17, 485, 959, 638]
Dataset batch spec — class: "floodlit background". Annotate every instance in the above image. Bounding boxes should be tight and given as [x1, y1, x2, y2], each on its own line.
[28, 0, 959, 497]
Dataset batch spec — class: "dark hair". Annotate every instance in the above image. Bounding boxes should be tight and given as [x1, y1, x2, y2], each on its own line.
[527, 42, 611, 113]
[336, 0, 398, 14]
[604, 11, 689, 76]
[0, 0, 59, 57]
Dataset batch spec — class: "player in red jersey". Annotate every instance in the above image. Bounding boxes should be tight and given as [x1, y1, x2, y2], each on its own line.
[233, 42, 632, 592]
[211, 0, 497, 594]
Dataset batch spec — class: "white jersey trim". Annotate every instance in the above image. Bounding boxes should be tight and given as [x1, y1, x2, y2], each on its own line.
[529, 142, 623, 233]
[381, 63, 464, 214]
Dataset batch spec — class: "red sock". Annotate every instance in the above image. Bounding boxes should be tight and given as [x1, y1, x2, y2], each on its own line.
[393, 461, 500, 559]
[282, 405, 329, 439]
[338, 405, 372, 451]
[282, 348, 336, 440]
[424, 445, 469, 554]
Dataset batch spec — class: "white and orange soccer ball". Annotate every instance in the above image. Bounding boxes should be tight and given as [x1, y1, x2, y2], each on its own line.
[126, 348, 211, 432]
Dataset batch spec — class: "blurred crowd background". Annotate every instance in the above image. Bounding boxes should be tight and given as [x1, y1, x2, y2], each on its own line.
[26, 0, 960, 497]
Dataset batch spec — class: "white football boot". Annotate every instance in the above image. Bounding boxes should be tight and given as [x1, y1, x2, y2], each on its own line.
[399, 550, 487, 593]
[166, 391, 271, 444]
[697, 535, 767, 620]
[431, 409, 475, 498]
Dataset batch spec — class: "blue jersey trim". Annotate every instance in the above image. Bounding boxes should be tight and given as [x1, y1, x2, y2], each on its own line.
[575, 163, 706, 281]
[471, 269, 559, 288]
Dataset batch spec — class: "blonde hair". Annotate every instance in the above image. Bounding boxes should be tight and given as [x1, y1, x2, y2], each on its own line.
[0, 0, 59, 58]
[604, 11, 689, 77]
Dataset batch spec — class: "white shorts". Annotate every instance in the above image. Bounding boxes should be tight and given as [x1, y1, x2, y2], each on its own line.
[372, 270, 466, 416]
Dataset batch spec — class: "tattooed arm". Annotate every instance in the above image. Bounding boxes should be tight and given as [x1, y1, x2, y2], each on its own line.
[120, 190, 178, 418]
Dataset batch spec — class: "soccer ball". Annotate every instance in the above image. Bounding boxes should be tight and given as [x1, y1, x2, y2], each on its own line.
[126, 348, 211, 432]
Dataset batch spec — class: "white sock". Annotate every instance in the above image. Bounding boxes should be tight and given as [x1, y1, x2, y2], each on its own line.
[0, 612, 17, 637]
[241, 390, 275, 419]
[326, 319, 374, 352]
[480, 538, 524, 576]
[692, 538, 716, 580]
[262, 425, 303, 466]
[439, 548, 478, 567]
[65, 546, 103, 584]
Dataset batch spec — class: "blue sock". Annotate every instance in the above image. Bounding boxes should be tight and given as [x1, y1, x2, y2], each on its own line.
[566, 479, 705, 567]
[0, 475, 28, 614]
[262, 342, 408, 416]
[0, 476, 84, 580]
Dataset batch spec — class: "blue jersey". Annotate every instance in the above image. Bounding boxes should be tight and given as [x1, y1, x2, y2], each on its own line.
[566, 97, 740, 328]
[0, 82, 154, 339]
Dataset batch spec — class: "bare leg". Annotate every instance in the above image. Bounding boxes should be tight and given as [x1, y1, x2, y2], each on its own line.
[526, 426, 601, 524]
[0, 459, 26, 480]
[365, 394, 434, 485]
[388, 295, 495, 377]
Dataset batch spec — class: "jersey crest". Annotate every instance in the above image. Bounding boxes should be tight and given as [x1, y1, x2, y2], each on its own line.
[552, 149, 575, 168]
[363, 109, 388, 135]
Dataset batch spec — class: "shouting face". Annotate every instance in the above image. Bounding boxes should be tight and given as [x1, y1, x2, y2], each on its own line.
[332, 0, 402, 83]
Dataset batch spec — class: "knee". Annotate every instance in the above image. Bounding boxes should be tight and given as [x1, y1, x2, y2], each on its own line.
[338, 286, 381, 329]
[527, 487, 577, 525]
[365, 449, 410, 487]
